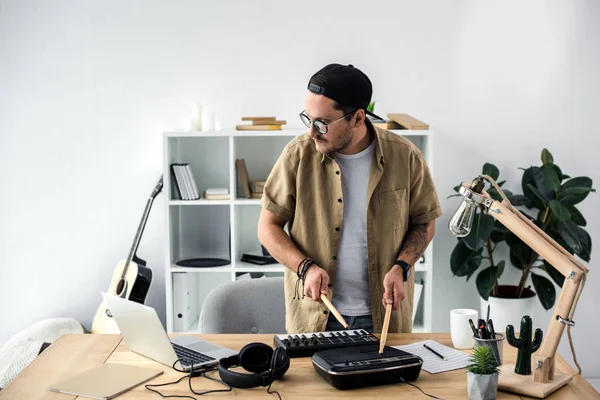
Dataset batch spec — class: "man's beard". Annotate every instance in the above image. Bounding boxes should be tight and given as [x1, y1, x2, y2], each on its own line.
[316, 127, 353, 155]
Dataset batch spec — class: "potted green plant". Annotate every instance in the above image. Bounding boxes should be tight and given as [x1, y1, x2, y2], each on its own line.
[449, 149, 594, 332]
[467, 345, 500, 400]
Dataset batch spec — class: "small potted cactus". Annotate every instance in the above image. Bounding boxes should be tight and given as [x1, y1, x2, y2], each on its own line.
[467, 345, 500, 400]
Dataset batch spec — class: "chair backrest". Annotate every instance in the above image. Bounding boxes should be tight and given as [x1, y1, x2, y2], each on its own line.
[199, 277, 285, 334]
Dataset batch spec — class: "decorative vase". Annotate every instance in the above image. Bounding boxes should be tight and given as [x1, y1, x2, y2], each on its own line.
[467, 372, 499, 400]
[480, 285, 535, 334]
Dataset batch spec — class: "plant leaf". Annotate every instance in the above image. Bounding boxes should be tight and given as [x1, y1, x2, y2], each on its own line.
[527, 184, 549, 208]
[531, 272, 556, 310]
[483, 163, 500, 181]
[542, 164, 560, 193]
[549, 199, 570, 221]
[497, 180, 506, 187]
[533, 166, 554, 200]
[453, 185, 460, 193]
[463, 213, 495, 251]
[476, 266, 500, 300]
[577, 226, 591, 262]
[551, 164, 565, 182]
[541, 260, 564, 287]
[451, 241, 483, 278]
[510, 238, 534, 270]
[522, 167, 546, 209]
[496, 260, 506, 279]
[541, 149, 554, 165]
[557, 220, 582, 255]
[510, 194, 533, 207]
[566, 204, 586, 226]
[558, 177, 595, 205]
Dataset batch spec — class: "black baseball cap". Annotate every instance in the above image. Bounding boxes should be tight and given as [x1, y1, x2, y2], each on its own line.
[307, 63, 383, 120]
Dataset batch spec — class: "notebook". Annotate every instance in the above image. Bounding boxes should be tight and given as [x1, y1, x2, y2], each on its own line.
[48, 363, 163, 399]
[393, 340, 471, 374]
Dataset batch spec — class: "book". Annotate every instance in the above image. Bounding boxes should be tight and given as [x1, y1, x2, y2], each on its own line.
[251, 192, 262, 199]
[372, 120, 403, 130]
[205, 188, 229, 195]
[236, 125, 282, 131]
[184, 164, 200, 199]
[241, 116, 276, 121]
[48, 363, 163, 400]
[204, 191, 230, 200]
[387, 113, 429, 130]
[236, 159, 252, 199]
[252, 120, 286, 126]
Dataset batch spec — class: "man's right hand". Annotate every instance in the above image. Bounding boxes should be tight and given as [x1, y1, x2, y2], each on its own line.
[303, 265, 329, 301]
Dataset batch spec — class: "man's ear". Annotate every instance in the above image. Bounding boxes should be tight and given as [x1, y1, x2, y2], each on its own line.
[354, 109, 366, 127]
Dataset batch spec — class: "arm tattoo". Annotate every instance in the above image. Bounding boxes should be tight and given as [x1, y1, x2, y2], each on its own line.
[398, 223, 430, 263]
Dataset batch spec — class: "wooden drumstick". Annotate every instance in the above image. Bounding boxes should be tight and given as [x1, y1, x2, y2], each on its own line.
[379, 303, 392, 354]
[320, 294, 349, 329]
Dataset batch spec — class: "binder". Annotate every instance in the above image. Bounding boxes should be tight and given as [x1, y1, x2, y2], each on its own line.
[172, 273, 199, 332]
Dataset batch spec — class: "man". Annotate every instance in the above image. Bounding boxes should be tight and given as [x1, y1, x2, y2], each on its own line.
[257, 63, 441, 334]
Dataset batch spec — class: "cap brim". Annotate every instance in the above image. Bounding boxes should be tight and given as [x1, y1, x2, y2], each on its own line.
[365, 110, 385, 122]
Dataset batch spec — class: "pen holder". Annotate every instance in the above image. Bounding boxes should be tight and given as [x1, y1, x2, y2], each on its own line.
[473, 333, 504, 366]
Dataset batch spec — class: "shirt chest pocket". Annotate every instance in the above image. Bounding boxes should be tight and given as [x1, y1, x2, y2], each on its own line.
[378, 188, 408, 232]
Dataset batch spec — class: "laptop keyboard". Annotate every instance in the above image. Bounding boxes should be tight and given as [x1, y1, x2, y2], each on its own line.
[172, 342, 216, 366]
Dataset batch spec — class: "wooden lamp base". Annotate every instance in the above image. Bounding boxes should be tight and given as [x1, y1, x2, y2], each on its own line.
[498, 364, 573, 398]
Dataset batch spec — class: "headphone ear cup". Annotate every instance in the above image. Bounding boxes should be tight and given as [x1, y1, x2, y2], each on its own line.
[270, 347, 290, 381]
[238, 342, 273, 373]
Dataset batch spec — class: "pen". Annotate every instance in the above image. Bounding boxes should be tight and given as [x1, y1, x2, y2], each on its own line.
[487, 319, 496, 339]
[469, 318, 480, 338]
[486, 304, 490, 322]
[379, 303, 392, 354]
[478, 319, 490, 339]
[423, 344, 447, 361]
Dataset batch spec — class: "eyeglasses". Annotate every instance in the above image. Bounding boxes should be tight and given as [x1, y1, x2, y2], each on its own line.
[299, 110, 354, 135]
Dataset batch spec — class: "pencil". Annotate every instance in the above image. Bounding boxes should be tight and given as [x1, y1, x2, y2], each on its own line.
[379, 303, 392, 354]
[320, 295, 349, 329]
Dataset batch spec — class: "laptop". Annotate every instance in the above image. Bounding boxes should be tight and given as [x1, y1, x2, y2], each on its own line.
[101, 293, 236, 371]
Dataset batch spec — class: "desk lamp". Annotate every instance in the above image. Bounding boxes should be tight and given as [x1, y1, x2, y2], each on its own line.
[449, 175, 589, 398]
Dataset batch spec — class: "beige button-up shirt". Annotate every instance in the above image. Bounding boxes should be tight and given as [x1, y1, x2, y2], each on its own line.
[261, 123, 442, 334]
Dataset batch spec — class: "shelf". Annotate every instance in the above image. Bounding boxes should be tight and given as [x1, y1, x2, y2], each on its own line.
[235, 262, 285, 272]
[164, 128, 432, 138]
[169, 199, 231, 205]
[170, 264, 233, 272]
[233, 199, 261, 205]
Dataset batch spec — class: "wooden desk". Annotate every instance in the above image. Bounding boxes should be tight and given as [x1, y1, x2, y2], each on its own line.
[1, 333, 598, 399]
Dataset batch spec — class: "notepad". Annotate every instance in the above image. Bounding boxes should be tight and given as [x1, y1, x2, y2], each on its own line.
[48, 363, 163, 399]
[393, 340, 471, 374]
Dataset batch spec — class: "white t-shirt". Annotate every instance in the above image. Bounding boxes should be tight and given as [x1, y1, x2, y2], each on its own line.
[331, 140, 375, 316]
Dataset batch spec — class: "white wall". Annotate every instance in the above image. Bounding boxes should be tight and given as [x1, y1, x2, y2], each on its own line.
[1, 0, 598, 377]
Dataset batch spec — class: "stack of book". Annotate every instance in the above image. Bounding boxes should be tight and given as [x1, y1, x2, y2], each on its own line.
[240, 251, 277, 265]
[171, 164, 200, 200]
[236, 116, 286, 131]
[371, 113, 429, 130]
[203, 188, 230, 200]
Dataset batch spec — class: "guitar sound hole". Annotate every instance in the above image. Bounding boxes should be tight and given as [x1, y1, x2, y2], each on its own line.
[116, 279, 125, 296]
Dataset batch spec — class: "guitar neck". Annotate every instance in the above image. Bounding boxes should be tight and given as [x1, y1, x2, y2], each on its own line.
[123, 196, 156, 276]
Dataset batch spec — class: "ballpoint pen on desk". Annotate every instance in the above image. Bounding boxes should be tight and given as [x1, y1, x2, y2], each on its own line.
[423, 344, 447, 361]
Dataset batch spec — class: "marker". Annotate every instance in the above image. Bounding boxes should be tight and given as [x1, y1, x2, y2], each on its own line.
[423, 344, 447, 361]
[487, 319, 497, 339]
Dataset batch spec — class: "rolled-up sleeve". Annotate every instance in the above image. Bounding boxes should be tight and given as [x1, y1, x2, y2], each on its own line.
[261, 145, 298, 222]
[408, 151, 442, 226]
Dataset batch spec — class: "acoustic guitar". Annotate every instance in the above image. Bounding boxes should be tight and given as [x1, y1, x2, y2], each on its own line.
[91, 176, 163, 334]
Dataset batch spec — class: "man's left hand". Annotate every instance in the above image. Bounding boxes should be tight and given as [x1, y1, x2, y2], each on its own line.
[382, 265, 405, 311]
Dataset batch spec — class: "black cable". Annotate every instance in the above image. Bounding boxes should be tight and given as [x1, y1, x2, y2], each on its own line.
[145, 360, 232, 399]
[399, 376, 444, 400]
[266, 380, 282, 400]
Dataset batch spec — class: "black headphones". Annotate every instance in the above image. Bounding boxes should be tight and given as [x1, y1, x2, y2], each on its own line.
[218, 342, 290, 388]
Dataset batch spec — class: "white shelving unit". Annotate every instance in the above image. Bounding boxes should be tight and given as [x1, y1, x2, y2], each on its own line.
[163, 127, 435, 334]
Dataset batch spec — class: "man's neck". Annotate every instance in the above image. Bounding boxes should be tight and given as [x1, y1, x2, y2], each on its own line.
[337, 124, 373, 155]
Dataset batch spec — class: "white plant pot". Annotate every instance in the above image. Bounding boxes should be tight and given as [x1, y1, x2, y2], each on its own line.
[480, 286, 535, 334]
[467, 372, 499, 400]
